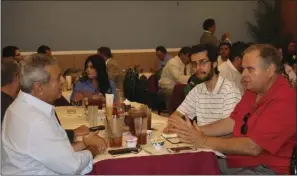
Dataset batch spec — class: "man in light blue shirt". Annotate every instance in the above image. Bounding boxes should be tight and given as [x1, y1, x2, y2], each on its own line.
[2, 54, 107, 175]
[156, 46, 172, 70]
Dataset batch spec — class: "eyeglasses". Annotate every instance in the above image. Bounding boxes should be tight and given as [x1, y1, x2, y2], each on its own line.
[191, 59, 210, 67]
[240, 113, 251, 135]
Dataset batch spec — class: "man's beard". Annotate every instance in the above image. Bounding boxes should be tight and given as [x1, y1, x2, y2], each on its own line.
[196, 67, 215, 82]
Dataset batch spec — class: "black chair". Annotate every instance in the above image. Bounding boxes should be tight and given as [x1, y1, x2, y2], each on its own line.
[123, 68, 139, 101]
[290, 144, 297, 175]
[135, 75, 149, 105]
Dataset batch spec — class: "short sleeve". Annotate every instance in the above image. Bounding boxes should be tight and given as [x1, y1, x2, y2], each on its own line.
[177, 86, 197, 120]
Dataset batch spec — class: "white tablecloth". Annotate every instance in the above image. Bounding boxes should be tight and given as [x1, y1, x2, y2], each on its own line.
[62, 91, 72, 103]
[55, 103, 224, 163]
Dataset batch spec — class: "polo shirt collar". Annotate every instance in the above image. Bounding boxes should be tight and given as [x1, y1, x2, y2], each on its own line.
[201, 75, 224, 94]
[256, 75, 287, 107]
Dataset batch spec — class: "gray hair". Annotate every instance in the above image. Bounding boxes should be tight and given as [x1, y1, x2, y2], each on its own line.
[20, 53, 57, 93]
[243, 44, 282, 74]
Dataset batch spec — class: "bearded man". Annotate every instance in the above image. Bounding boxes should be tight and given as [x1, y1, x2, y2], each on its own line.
[164, 44, 242, 131]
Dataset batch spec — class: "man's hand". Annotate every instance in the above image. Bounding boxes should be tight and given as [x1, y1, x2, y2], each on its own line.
[163, 112, 182, 134]
[83, 132, 108, 154]
[221, 32, 231, 41]
[169, 116, 206, 148]
[74, 125, 90, 137]
[86, 146, 100, 158]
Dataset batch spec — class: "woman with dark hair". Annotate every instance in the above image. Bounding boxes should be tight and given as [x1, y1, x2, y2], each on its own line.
[70, 55, 116, 104]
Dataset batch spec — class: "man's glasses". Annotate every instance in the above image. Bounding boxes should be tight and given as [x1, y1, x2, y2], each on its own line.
[240, 113, 251, 135]
[191, 59, 210, 67]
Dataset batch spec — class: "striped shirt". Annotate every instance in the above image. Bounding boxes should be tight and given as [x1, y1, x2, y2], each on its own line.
[177, 75, 242, 126]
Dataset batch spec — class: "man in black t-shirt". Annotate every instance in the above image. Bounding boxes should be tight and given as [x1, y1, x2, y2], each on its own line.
[1, 58, 20, 123]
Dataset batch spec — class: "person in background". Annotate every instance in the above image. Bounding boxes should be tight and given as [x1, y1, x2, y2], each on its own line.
[169, 44, 296, 175]
[217, 42, 231, 67]
[283, 54, 297, 87]
[199, 19, 231, 47]
[284, 41, 296, 57]
[98, 46, 124, 89]
[2, 45, 23, 62]
[2, 54, 108, 175]
[156, 46, 172, 70]
[158, 47, 193, 107]
[1, 58, 20, 123]
[163, 44, 241, 129]
[37, 45, 52, 56]
[71, 55, 116, 104]
[219, 42, 250, 94]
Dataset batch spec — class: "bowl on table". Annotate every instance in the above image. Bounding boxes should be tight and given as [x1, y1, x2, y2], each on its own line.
[151, 138, 165, 150]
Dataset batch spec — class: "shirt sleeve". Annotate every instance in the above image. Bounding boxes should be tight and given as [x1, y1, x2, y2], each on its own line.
[70, 81, 82, 101]
[177, 86, 197, 120]
[109, 80, 117, 102]
[248, 97, 296, 155]
[28, 118, 93, 175]
[107, 61, 122, 81]
[222, 90, 242, 118]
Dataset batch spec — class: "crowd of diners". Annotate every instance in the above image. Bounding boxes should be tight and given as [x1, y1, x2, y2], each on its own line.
[1, 18, 296, 175]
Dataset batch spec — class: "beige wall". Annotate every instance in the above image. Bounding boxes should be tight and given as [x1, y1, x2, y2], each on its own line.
[24, 49, 179, 74]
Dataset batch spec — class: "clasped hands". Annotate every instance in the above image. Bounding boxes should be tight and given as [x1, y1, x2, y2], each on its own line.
[74, 125, 108, 155]
[164, 115, 207, 149]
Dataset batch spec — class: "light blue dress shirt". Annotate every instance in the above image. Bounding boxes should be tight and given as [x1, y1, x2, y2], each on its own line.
[158, 54, 172, 70]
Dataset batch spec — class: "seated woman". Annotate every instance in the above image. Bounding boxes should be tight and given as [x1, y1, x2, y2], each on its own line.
[70, 55, 116, 104]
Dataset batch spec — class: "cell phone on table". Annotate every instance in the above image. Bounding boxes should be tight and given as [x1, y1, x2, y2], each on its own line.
[167, 146, 196, 153]
[89, 125, 105, 132]
[108, 147, 140, 156]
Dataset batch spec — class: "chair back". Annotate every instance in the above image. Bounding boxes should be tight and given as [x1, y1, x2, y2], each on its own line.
[290, 144, 297, 175]
[123, 68, 139, 101]
[135, 75, 149, 104]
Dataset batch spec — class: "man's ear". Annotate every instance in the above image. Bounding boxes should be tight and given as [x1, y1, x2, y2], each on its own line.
[13, 72, 19, 82]
[32, 82, 44, 95]
[268, 64, 276, 77]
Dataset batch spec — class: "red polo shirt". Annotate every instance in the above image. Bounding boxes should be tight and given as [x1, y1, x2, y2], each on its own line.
[227, 75, 296, 174]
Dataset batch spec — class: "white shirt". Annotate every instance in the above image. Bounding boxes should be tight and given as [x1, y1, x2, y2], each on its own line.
[217, 56, 229, 67]
[2, 91, 93, 175]
[106, 58, 112, 65]
[219, 59, 244, 94]
[177, 75, 242, 126]
[159, 55, 192, 90]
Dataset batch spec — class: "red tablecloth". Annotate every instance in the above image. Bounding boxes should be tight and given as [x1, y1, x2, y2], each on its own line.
[88, 152, 220, 175]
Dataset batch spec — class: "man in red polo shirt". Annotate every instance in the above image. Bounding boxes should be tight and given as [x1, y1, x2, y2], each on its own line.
[168, 44, 296, 174]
